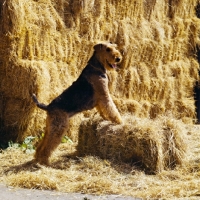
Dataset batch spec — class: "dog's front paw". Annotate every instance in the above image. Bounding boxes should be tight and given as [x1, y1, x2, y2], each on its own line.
[115, 115, 123, 124]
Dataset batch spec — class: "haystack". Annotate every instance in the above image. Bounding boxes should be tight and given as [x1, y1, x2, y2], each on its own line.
[0, 0, 200, 171]
[77, 115, 187, 173]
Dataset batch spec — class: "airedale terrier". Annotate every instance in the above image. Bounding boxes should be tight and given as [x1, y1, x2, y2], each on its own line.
[32, 42, 122, 165]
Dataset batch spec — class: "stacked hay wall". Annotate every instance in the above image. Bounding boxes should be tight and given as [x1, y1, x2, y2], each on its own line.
[0, 0, 200, 170]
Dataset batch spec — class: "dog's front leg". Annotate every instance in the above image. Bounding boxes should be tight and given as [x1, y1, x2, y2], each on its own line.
[97, 94, 122, 124]
[91, 76, 122, 124]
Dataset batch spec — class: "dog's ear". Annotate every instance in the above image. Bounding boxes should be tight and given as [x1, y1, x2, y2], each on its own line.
[94, 43, 104, 51]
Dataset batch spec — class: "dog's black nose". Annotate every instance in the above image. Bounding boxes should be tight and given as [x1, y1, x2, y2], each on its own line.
[115, 57, 121, 62]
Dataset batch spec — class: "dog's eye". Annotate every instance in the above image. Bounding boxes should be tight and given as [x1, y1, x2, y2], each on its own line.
[100, 74, 106, 78]
[106, 47, 111, 52]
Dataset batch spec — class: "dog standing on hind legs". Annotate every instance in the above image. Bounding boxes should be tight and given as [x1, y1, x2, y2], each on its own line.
[32, 42, 123, 165]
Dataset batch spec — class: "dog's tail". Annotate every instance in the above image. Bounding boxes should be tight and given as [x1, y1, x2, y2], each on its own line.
[32, 94, 48, 111]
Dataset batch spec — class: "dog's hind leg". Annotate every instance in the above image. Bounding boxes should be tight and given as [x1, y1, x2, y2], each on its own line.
[35, 110, 69, 165]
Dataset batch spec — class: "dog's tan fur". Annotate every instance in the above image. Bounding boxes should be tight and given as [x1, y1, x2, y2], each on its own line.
[32, 42, 122, 165]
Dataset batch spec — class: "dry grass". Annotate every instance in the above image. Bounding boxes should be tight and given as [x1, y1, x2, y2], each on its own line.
[0, 122, 200, 199]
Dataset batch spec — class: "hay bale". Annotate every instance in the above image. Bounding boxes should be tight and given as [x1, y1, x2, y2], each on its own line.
[0, 0, 199, 145]
[77, 115, 187, 173]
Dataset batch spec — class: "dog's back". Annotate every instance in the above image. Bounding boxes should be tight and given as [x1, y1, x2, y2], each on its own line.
[48, 73, 95, 114]
[32, 64, 97, 114]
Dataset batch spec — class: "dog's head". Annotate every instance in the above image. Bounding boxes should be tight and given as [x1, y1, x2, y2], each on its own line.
[93, 42, 122, 71]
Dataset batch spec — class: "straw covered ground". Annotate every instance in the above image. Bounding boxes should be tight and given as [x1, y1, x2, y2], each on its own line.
[1, 0, 200, 199]
[0, 123, 200, 199]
